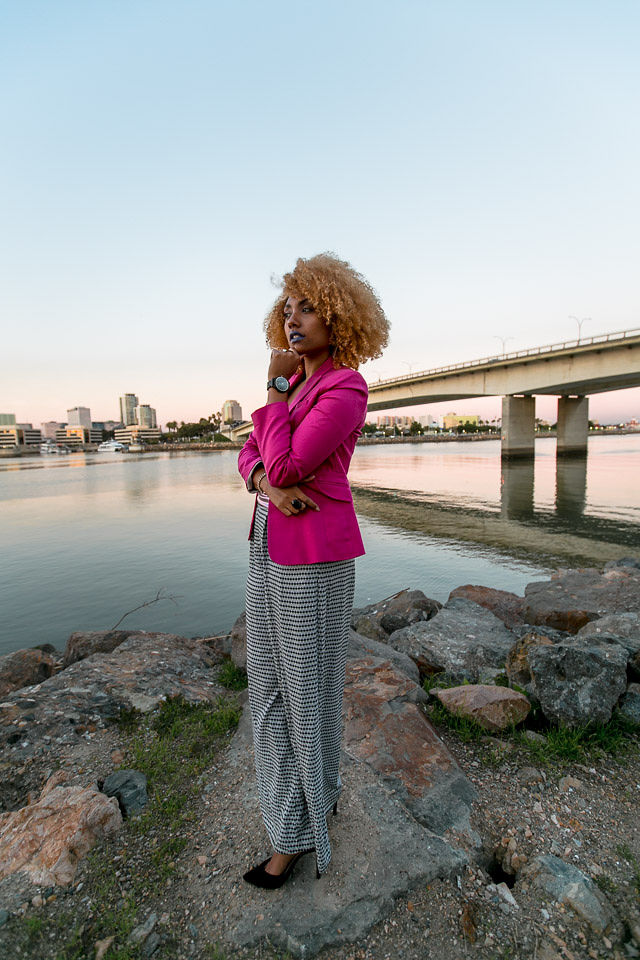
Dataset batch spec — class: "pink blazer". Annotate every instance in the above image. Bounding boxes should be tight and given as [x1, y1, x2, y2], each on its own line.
[238, 356, 368, 565]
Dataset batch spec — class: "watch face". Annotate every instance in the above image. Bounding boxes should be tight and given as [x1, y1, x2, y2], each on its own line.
[275, 376, 290, 392]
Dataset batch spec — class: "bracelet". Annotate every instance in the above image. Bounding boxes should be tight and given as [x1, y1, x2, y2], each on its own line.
[256, 472, 267, 494]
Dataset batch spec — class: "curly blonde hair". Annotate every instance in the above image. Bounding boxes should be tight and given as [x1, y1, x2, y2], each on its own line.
[264, 253, 389, 370]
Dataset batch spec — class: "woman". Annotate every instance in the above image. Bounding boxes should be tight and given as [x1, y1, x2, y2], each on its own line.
[238, 253, 389, 887]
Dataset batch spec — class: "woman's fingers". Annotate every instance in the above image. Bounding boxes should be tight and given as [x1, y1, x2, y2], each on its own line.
[300, 494, 319, 511]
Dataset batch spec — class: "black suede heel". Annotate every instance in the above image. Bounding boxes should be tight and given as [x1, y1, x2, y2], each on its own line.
[243, 851, 307, 889]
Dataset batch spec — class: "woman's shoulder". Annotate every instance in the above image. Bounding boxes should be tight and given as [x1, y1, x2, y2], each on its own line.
[324, 364, 368, 392]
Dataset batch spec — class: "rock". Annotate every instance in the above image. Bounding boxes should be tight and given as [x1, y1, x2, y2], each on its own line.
[448, 585, 525, 629]
[226, 728, 466, 957]
[102, 770, 148, 817]
[528, 640, 628, 726]
[605, 557, 640, 571]
[495, 881, 519, 907]
[433, 684, 530, 732]
[230, 611, 247, 670]
[343, 657, 475, 836]
[524, 566, 640, 634]
[386, 598, 516, 683]
[347, 630, 421, 684]
[351, 589, 441, 641]
[0, 775, 122, 886]
[559, 776, 582, 792]
[129, 912, 157, 945]
[506, 632, 555, 690]
[0, 633, 226, 763]
[0, 648, 55, 696]
[619, 683, 640, 724]
[517, 766, 544, 784]
[63, 630, 147, 667]
[577, 614, 640, 677]
[524, 854, 616, 934]
[95, 937, 115, 960]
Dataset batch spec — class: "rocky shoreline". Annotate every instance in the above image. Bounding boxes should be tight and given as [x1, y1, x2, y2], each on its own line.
[0, 561, 639, 959]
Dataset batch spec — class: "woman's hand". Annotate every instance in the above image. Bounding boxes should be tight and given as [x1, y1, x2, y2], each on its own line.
[262, 474, 319, 516]
[268, 348, 301, 381]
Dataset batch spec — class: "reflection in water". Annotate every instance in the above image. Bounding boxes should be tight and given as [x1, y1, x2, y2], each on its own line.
[555, 456, 587, 518]
[500, 461, 534, 520]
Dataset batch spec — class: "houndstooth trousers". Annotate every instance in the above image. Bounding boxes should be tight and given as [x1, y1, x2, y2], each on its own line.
[245, 500, 355, 875]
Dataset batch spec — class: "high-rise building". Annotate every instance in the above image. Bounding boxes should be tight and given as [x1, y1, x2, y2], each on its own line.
[135, 404, 157, 429]
[0, 413, 17, 426]
[119, 394, 138, 426]
[222, 399, 242, 424]
[41, 420, 66, 439]
[67, 406, 92, 429]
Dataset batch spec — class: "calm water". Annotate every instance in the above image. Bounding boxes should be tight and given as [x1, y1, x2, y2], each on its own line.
[1, 436, 639, 656]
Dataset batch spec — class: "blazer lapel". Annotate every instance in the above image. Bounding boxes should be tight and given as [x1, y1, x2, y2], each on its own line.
[288, 356, 335, 411]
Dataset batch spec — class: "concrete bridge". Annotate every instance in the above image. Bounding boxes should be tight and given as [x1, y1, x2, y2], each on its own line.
[367, 327, 640, 457]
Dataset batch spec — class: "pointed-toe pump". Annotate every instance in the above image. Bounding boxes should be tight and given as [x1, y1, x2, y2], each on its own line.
[243, 851, 306, 889]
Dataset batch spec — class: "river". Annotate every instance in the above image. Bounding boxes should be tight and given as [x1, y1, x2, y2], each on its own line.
[1, 435, 639, 656]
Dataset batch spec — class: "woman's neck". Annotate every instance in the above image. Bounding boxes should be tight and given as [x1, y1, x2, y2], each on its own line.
[302, 349, 331, 378]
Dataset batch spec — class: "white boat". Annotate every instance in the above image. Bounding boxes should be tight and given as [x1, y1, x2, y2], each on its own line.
[97, 440, 128, 452]
[40, 440, 72, 455]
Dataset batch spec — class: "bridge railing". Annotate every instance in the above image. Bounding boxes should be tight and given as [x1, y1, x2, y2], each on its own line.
[368, 327, 640, 388]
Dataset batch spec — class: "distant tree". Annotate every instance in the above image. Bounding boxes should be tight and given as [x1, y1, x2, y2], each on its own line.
[410, 420, 423, 435]
[361, 422, 377, 435]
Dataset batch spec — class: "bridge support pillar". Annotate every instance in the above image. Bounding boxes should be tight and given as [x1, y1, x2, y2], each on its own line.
[557, 396, 588, 456]
[501, 395, 535, 459]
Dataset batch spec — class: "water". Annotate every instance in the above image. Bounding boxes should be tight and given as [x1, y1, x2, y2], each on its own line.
[1, 436, 639, 656]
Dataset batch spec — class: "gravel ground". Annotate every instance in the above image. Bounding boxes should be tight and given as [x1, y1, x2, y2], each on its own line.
[2, 695, 639, 960]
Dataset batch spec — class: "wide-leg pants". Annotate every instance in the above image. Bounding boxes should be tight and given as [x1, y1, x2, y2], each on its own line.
[245, 501, 354, 875]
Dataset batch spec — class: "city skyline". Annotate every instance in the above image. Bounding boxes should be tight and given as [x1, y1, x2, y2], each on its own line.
[2, 2, 640, 426]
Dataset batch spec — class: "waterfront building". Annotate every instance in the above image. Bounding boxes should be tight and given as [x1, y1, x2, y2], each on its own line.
[119, 394, 139, 426]
[135, 404, 157, 429]
[222, 399, 243, 424]
[41, 420, 66, 440]
[0, 417, 42, 447]
[443, 413, 480, 430]
[67, 406, 92, 429]
[114, 425, 161, 444]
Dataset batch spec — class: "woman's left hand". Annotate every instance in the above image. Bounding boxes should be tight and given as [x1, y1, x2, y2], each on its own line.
[262, 475, 319, 516]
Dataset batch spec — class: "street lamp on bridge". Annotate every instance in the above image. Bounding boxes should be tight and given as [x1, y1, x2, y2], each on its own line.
[569, 315, 591, 344]
[493, 335, 514, 356]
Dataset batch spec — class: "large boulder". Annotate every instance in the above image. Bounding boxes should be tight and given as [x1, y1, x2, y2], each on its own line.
[351, 589, 441, 641]
[347, 630, 421, 684]
[0, 648, 56, 696]
[447, 585, 525, 629]
[524, 566, 640, 634]
[343, 657, 475, 837]
[386, 598, 516, 683]
[63, 630, 146, 667]
[433, 684, 530, 732]
[0, 771, 122, 887]
[528, 639, 628, 726]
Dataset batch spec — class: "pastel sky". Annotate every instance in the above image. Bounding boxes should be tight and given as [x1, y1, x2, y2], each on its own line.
[1, 0, 639, 428]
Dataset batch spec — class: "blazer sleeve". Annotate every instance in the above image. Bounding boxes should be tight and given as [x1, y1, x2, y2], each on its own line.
[250, 372, 368, 487]
[237, 431, 263, 490]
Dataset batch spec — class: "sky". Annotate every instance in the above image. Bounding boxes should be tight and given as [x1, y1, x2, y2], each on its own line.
[1, 0, 639, 428]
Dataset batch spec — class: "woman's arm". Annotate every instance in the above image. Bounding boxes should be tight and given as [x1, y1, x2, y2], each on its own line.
[251, 372, 368, 487]
[238, 431, 263, 490]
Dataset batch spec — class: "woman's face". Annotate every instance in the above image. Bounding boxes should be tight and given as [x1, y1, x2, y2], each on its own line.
[283, 296, 331, 358]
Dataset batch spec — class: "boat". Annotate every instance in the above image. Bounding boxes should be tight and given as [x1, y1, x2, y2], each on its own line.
[40, 440, 72, 455]
[97, 440, 128, 452]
